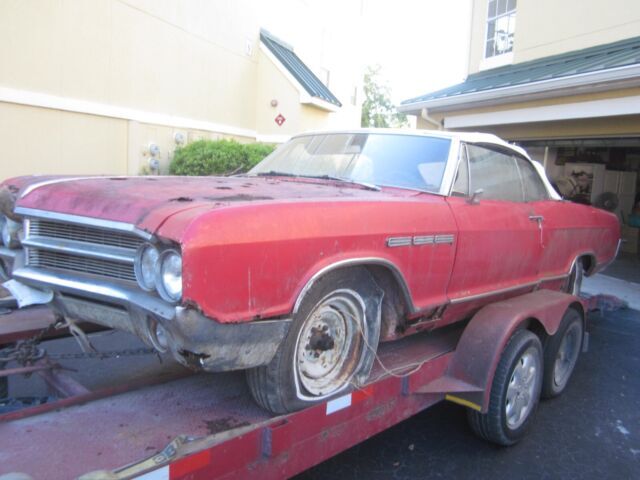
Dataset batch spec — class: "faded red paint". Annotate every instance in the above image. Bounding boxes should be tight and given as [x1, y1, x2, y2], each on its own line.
[5, 173, 619, 326]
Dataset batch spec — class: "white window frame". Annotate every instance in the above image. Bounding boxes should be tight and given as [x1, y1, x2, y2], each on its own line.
[480, 0, 517, 70]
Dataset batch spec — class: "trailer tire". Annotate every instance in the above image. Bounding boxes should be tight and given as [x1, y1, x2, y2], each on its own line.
[467, 329, 543, 446]
[541, 308, 583, 399]
[247, 267, 382, 414]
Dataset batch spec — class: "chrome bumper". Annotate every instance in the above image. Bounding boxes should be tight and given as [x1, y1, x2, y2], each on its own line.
[13, 266, 175, 319]
[11, 266, 291, 371]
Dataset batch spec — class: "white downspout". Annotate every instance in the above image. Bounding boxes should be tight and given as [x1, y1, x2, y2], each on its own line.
[421, 108, 442, 130]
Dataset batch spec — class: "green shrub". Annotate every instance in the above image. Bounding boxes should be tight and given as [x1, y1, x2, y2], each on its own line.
[244, 142, 276, 168]
[169, 139, 276, 176]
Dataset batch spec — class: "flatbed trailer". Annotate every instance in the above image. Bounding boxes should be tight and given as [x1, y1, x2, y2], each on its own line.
[0, 289, 592, 480]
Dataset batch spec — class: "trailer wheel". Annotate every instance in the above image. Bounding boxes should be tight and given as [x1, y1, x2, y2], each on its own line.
[247, 268, 382, 414]
[467, 329, 543, 446]
[541, 308, 583, 399]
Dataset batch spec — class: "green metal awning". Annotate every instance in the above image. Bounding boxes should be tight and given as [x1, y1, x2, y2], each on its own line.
[260, 29, 341, 108]
[401, 35, 640, 108]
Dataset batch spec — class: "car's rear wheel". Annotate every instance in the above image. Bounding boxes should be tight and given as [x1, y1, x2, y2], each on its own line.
[541, 308, 583, 399]
[467, 329, 543, 446]
[247, 267, 382, 414]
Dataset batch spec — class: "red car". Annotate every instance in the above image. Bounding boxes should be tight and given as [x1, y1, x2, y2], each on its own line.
[0, 130, 620, 413]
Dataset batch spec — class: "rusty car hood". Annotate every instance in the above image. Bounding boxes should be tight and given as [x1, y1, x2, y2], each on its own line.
[12, 175, 401, 233]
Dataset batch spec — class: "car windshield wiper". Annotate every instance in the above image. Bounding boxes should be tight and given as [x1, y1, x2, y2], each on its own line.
[252, 171, 380, 191]
[253, 170, 300, 178]
[311, 175, 381, 191]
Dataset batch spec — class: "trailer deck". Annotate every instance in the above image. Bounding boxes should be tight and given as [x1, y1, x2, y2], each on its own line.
[1, 320, 463, 479]
[1, 289, 605, 479]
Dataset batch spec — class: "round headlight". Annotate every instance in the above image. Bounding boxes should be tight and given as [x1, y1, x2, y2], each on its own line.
[157, 250, 182, 302]
[2, 218, 22, 249]
[135, 244, 159, 291]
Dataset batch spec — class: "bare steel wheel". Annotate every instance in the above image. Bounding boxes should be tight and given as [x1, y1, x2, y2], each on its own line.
[295, 290, 364, 397]
[542, 308, 584, 399]
[246, 267, 382, 414]
[467, 329, 543, 446]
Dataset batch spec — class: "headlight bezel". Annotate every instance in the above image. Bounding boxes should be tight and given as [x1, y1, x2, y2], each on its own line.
[134, 242, 183, 303]
[134, 243, 160, 292]
[155, 249, 183, 303]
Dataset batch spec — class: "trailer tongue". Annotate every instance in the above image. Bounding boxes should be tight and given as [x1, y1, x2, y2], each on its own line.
[1, 290, 588, 480]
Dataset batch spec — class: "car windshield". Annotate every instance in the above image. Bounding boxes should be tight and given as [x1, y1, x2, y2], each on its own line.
[249, 133, 451, 193]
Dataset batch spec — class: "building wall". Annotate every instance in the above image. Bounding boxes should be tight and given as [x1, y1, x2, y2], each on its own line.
[0, 0, 363, 178]
[468, 0, 640, 73]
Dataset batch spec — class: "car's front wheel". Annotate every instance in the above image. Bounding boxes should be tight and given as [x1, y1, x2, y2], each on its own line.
[247, 268, 382, 414]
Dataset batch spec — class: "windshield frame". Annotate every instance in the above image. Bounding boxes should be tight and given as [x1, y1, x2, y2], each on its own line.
[249, 132, 461, 196]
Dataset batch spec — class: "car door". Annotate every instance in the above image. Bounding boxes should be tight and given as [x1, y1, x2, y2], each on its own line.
[445, 143, 543, 302]
[520, 157, 605, 281]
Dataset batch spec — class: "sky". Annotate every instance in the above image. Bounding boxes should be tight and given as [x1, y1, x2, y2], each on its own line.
[359, 0, 472, 104]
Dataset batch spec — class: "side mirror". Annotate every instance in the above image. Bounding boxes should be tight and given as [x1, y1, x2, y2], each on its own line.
[467, 188, 484, 205]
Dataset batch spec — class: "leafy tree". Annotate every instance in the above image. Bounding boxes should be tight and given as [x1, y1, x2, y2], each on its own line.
[361, 65, 408, 128]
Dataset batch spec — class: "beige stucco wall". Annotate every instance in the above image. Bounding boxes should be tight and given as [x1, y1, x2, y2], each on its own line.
[0, 101, 127, 177]
[0, 0, 363, 178]
[468, 0, 640, 73]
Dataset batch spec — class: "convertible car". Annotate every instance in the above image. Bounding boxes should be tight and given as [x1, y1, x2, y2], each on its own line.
[0, 130, 620, 413]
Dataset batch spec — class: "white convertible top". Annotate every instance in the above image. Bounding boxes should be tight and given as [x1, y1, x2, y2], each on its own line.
[295, 128, 561, 200]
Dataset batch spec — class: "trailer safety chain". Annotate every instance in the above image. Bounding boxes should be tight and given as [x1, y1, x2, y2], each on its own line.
[0, 321, 157, 368]
[46, 347, 157, 361]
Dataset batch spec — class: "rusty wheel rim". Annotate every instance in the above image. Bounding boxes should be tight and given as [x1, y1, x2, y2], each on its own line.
[295, 289, 365, 397]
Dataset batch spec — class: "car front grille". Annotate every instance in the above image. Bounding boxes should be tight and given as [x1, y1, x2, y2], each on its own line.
[27, 249, 137, 282]
[24, 217, 145, 284]
[29, 219, 143, 250]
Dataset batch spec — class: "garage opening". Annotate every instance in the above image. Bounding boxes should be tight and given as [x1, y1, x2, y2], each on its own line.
[520, 137, 640, 282]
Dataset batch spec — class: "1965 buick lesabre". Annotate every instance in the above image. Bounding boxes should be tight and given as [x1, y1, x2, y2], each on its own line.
[0, 130, 620, 413]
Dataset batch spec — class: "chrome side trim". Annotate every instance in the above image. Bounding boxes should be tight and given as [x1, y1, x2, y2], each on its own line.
[293, 257, 416, 314]
[413, 235, 435, 245]
[387, 234, 455, 247]
[22, 237, 135, 264]
[20, 176, 122, 198]
[387, 237, 412, 247]
[434, 234, 455, 244]
[13, 267, 175, 320]
[15, 207, 152, 240]
[449, 273, 570, 305]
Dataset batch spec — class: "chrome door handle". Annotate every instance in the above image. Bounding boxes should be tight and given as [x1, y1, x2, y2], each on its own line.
[529, 215, 544, 222]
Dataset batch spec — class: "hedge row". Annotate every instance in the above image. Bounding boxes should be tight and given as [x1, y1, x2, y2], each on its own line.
[169, 139, 276, 176]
